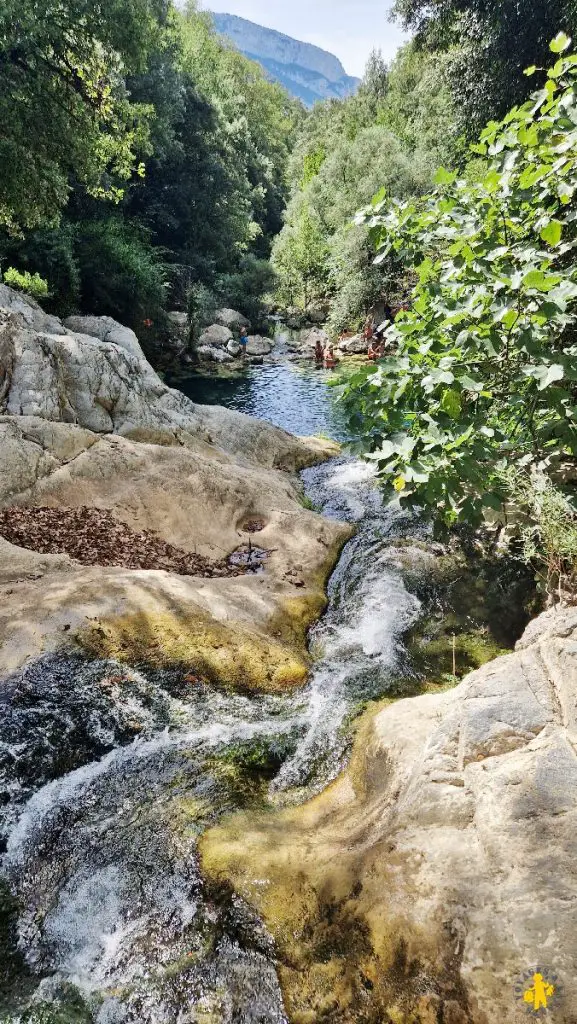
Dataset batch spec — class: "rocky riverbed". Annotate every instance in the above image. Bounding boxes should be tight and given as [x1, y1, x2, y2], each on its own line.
[0, 284, 576, 1023]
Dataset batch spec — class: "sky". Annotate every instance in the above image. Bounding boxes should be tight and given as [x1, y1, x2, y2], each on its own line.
[201, 1, 407, 78]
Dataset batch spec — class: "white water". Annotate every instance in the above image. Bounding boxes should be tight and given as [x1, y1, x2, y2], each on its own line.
[1, 456, 425, 1022]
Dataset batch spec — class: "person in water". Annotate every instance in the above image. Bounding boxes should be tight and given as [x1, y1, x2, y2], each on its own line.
[323, 343, 337, 368]
[239, 328, 248, 357]
[314, 338, 324, 363]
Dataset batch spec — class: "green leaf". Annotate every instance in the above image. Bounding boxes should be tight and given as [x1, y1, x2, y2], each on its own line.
[434, 167, 458, 186]
[522, 270, 562, 292]
[550, 32, 571, 53]
[540, 220, 563, 246]
[440, 389, 462, 419]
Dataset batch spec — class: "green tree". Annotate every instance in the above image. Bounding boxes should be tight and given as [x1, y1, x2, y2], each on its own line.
[342, 35, 577, 526]
[0, 0, 164, 231]
[392, 0, 577, 136]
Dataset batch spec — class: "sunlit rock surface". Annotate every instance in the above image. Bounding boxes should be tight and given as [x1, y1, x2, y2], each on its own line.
[202, 606, 577, 1023]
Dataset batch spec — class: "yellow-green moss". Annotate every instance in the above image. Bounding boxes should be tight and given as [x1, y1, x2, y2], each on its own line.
[75, 610, 308, 694]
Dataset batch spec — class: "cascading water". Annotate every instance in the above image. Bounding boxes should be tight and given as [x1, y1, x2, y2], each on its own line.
[0, 452, 427, 1023]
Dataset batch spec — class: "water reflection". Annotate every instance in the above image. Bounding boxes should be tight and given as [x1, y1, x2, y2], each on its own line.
[167, 355, 351, 442]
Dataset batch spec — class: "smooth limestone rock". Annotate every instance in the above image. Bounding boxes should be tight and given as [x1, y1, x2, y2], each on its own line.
[63, 315, 145, 359]
[337, 332, 366, 355]
[246, 335, 273, 356]
[0, 287, 328, 470]
[0, 416, 347, 687]
[227, 339, 242, 357]
[198, 324, 233, 348]
[202, 606, 577, 1023]
[215, 308, 250, 331]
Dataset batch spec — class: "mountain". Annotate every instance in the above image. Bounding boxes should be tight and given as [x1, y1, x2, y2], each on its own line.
[210, 13, 360, 107]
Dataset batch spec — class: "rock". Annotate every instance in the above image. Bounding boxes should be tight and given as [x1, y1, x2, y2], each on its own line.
[63, 315, 145, 359]
[214, 308, 250, 331]
[305, 304, 326, 324]
[246, 335, 273, 356]
[227, 339, 242, 358]
[0, 285, 335, 471]
[249, 356, 264, 365]
[203, 606, 577, 1022]
[337, 332, 366, 354]
[0, 415, 349, 688]
[197, 344, 233, 364]
[285, 307, 306, 330]
[0, 283, 67, 336]
[298, 327, 329, 354]
[198, 324, 233, 348]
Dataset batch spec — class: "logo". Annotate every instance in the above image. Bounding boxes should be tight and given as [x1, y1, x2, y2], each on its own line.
[514, 967, 562, 1016]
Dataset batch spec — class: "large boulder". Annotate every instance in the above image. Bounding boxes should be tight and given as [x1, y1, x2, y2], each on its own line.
[298, 327, 329, 354]
[198, 324, 233, 349]
[165, 311, 190, 356]
[214, 308, 250, 331]
[63, 315, 145, 360]
[0, 283, 67, 337]
[337, 332, 366, 354]
[246, 335, 273, 356]
[204, 606, 577, 1022]
[197, 344, 233, 364]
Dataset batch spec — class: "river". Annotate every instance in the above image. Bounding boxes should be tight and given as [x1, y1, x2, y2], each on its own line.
[0, 351, 521, 1023]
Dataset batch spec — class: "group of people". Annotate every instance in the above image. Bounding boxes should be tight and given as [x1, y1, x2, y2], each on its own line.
[314, 338, 337, 368]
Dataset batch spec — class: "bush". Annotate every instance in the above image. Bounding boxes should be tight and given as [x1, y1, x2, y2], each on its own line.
[75, 218, 168, 332]
[2, 267, 49, 300]
[506, 470, 577, 601]
[342, 35, 577, 526]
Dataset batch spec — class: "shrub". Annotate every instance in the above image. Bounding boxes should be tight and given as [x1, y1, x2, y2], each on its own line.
[342, 35, 577, 527]
[506, 470, 577, 601]
[2, 267, 49, 300]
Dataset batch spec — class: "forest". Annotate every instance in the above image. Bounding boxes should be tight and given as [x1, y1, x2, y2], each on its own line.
[2, 0, 577, 552]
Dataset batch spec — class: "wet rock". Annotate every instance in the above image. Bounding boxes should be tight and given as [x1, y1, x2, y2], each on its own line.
[204, 605, 577, 1022]
[197, 343, 233, 363]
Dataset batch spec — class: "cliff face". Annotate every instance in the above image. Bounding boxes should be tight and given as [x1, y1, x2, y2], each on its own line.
[211, 13, 360, 106]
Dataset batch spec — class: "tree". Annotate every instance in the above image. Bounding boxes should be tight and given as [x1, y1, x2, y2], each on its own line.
[392, 0, 577, 136]
[342, 35, 577, 526]
[0, 0, 165, 231]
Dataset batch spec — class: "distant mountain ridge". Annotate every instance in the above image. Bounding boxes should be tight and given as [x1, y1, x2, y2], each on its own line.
[210, 13, 360, 106]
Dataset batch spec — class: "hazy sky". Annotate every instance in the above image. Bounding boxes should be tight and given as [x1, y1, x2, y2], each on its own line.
[201, 1, 407, 78]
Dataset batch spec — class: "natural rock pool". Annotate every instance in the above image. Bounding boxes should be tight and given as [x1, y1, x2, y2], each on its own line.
[0, 353, 534, 1023]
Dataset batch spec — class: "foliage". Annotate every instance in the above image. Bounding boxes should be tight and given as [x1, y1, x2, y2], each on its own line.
[506, 471, 577, 599]
[392, 0, 577, 136]
[74, 218, 168, 331]
[272, 42, 457, 327]
[2, 267, 49, 300]
[0, 0, 162, 231]
[0, 0, 300, 337]
[342, 37, 577, 527]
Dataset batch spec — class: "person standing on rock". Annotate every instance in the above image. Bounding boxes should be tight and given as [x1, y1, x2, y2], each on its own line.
[240, 328, 248, 358]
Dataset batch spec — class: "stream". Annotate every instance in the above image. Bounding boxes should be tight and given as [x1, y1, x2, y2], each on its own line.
[0, 346, 520, 1023]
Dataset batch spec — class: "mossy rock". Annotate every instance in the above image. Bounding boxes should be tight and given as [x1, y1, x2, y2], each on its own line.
[75, 609, 309, 694]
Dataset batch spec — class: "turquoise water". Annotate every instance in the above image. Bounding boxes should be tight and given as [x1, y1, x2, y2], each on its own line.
[168, 360, 352, 442]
